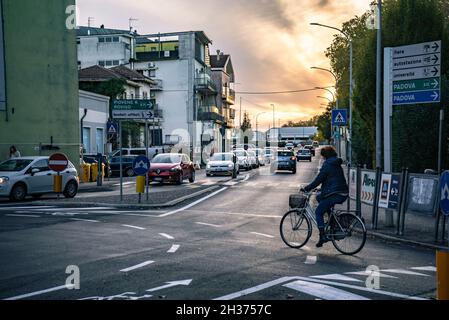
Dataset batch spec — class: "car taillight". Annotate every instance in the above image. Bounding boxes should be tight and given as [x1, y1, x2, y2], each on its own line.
[291, 156, 296, 161]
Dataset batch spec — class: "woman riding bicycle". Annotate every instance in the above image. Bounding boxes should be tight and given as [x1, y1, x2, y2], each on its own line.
[301, 146, 349, 248]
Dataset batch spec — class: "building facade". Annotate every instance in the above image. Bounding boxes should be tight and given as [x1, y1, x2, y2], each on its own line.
[0, 0, 79, 163]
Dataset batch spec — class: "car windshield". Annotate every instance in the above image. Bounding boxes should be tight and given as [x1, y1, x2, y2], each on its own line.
[0, 159, 33, 171]
[299, 150, 310, 154]
[210, 154, 233, 161]
[278, 152, 292, 157]
[235, 151, 246, 157]
[152, 154, 182, 164]
[247, 151, 256, 156]
[264, 149, 272, 155]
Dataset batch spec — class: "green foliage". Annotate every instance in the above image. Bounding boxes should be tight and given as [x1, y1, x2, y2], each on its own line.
[240, 111, 253, 141]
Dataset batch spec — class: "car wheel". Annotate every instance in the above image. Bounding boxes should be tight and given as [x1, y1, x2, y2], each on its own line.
[10, 183, 27, 201]
[206, 173, 211, 177]
[125, 168, 135, 177]
[309, 159, 312, 162]
[63, 180, 78, 198]
[189, 171, 195, 183]
[292, 168, 297, 174]
[176, 173, 183, 185]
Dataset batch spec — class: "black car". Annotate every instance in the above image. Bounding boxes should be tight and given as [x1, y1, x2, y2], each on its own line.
[109, 155, 138, 177]
[304, 145, 316, 156]
[297, 149, 312, 162]
[272, 150, 297, 174]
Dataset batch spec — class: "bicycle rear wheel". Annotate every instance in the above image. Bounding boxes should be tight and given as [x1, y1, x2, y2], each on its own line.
[329, 213, 366, 255]
[280, 209, 312, 249]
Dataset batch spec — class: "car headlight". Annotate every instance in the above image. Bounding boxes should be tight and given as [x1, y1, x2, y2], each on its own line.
[170, 166, 182, 172]
[0, 177, 9, 184]
[228, 164, 234, 168]
[206, 164, 211, 169]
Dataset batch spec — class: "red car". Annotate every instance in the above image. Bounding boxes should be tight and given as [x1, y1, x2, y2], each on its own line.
[148, 153, 195, 185]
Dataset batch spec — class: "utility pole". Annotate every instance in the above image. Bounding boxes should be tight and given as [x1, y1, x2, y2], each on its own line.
[375, 1, 383, 169]
[239, 97, 242, 128]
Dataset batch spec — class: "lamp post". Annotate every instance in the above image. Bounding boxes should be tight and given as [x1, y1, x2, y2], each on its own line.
[256, 112, 267, 148]
[311, 22, 353, 166]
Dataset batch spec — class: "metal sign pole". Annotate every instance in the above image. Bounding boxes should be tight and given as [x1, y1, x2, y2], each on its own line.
[119, 120, 123, 202]
[145, 118, 149, 201]
[438, 109, 444, 174]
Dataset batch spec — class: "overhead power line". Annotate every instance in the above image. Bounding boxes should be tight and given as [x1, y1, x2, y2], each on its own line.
[235, 87, 334, 95]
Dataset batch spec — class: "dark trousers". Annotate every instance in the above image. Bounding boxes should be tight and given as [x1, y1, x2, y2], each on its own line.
[315, 194, 348, 228]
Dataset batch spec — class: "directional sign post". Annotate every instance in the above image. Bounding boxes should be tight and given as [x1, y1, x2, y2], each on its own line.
[133, 156, 150, 204]
[112, 99, 155, 120]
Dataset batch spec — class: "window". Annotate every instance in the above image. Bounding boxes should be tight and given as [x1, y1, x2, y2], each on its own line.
[105, 37, 112, 43]
[99, 37, 105, 42]
[83, 127, 91, 153]
[96, 128, 104, 154]
[112, 36, 119, 42]
[0, 0, 5, 111]
[98, 61, 105, 67]
[174, 46, 179, 51]
[113, 60, 120, 66]
[32, 159, 50, 172]
[149, 70, 156, 77]
[151, 47, 157, 52]
[105, 60, 112, 67]
[143, 92, 148, 99]
[76, 38, 81, 45]
[130, 150, 146, 156]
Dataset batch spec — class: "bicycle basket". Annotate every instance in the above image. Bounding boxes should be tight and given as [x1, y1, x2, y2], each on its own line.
[289, 194, 307, 208]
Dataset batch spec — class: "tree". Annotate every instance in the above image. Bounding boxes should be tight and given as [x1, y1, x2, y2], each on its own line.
[240, 112, 253, 142]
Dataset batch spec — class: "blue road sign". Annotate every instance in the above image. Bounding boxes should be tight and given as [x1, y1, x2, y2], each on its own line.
[441, 171, 449, 216]
[133, 156, 150, 176]
[393, 89, 440, 105]
[107, 122, 119, 136]
[332, 109, 348, 126]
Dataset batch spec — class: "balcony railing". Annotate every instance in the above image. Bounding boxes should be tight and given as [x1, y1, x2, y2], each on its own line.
[197, 106, 224, 123]
[222, 87, 235, 105]
[151, 79, 163, 91]
[195, 78, 217, 95]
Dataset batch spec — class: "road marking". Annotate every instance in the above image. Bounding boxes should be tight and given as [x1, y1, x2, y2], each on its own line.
[0, 206, 55, 211]
[305, 256, 317, 265]
[120, 260, 154, 272]
[183, 210, 280, 219]
[114, 182, 134, 186]
[122, 224, 146, 230]
[4, 284, 75, 300]
[47, 212, 89, 217]
[36, 207, 113, 212]
[124, 213, 159, 217]
[242, 174, 250, 182]
[70, 218, 100, 223]
[167, 244, 180, 253]
[223, 181, 239, 186]
[310, 274, 362, 282]
[284, 280, 370, 300]
[146, 279, 192, 292]
[411, 266, 436, 272]
[202, 182, 216, 186]
[196, 222, 222, 228]
[250, 232, 274, 239]
[159, 233, 175, 240]
[158, 187, 228, 217]
[5, 214, 41, 218]
[380, 269, 430, 277]
[345, 271, 398, 278]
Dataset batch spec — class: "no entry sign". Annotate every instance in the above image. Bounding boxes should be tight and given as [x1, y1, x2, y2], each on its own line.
[49, 153, 69, 172]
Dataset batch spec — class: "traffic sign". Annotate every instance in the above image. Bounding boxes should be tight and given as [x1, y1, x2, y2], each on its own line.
[441, 171, 449, 216]
[393, 90, 440, 105]
[392, 41, 440, 59]
[332, 109, 348, 126]
[112, 110, 154, 119]
[392, 53, 440, 70]
[107, 122, 119, 136]
[392, 65, 440, 81]
[393, 77, 440, 93]
[49, 153, 69, 172]
[112, 99, 154, 110]
[133, 156, 150, 176]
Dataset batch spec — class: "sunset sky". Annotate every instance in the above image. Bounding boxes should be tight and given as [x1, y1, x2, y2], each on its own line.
[77, 0, 372, 130]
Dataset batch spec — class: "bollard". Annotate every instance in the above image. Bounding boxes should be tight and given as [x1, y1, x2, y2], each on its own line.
[136, 176, 145, 203]
[54, 174, 62, 200]
[437, 249, 449, 300]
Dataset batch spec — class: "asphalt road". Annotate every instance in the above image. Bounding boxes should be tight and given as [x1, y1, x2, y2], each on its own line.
[0, 153, 437, 300]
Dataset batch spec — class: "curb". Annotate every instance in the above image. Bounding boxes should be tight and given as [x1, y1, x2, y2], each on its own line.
[34, 185, 221, 210]
[366, 229, 448, 250]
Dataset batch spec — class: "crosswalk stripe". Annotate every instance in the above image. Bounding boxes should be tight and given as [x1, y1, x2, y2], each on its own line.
[223, 181, 239, 186]
[5, 214, 40, 218]
[34, 207, 113, 212]
[0, 206, 55, 211]
[310, 274, 362, 282]
[345, 271, 397, 279]
[410, 266, 436, 272]
[380, 269, 430, 277]
[284, 280, 370, 300]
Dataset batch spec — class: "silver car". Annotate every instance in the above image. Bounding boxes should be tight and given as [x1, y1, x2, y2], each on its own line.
[233, 149, 251, 171]
[0, 157, 79, 201]
[206, 153, 239, 177]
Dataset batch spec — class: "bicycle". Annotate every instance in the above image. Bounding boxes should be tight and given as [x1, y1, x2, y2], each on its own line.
[280, 189, 367, 255]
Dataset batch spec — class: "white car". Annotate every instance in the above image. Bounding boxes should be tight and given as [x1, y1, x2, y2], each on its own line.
[246, 150, 259, 169]
[0, 157, 79, 201]
[285, 143, 294, 150]
[206, 153, 239, 177]
[253, 148, 266, 166]
[263, 147, 276, 164]
[233, 149, 251, 171]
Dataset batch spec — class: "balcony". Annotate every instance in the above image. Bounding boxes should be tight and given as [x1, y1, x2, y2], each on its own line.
[197, 106, 224, 124]
[225, 118, 235, 129]
[222, 87, 235, 105]
[151, 79, 163, 91]
[195, 78, 217, 95]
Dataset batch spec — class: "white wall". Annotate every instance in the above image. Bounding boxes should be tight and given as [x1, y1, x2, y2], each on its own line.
[78, 35, 132, 69]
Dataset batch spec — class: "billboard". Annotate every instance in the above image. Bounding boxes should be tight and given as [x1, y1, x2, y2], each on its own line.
[361, 171, 376, 205]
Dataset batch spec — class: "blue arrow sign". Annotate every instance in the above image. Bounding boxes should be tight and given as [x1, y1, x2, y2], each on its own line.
[133, 156, 150, 176]
[392, 90, 440, 105]
[441, 171, 449, 216]
[332, 109, 348, 126]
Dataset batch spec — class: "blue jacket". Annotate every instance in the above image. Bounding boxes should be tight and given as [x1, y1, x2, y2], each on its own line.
[304, 157, 348, 198]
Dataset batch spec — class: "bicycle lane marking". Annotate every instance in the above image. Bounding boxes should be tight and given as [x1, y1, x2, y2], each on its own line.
[304, 256, 317, 264]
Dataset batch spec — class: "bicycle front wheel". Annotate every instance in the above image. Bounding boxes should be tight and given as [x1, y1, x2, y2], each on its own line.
[280, 209, 312, 249]
[329, 213, 367, 255]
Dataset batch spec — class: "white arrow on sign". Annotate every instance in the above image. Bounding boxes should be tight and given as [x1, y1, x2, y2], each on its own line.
[431, 91, 439, 101]
[442, 184, 449, 201]
[146, 279, 192, 292]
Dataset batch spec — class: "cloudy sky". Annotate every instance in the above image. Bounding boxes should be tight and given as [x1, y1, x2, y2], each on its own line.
[77, 0, 372, 130]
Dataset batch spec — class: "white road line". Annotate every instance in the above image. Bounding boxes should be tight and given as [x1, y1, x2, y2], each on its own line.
[345, 271, 397, 279]
[167, 244, 180, 253]
[201, 182, 216, 186]
[196, 222, 222, 228]
[242, 174, 250, 182]
[70, 218, 100, 223]
[284, 280, 370, 300]
[124, 213, 158, 217]
[183, 210, 280, 219]
[4, 284, 75, 300]
[120, 260, 154, 272]
[158, 187, 228, 217]
[37, 207, 113, 212]
[310, 274, 362, 282]
[304, 256, 317, 265]
[223, 181, 239, 186]
[159, 233, 175, 240]
[0, 206, 55, 211]
[250, 232, 274, 239]
[114, 182, 134, 186]
[380, 269, 430, 277]
[121, 224, 146, 230]
[411, 266, 436, 272]
[5, 214, 40, 218]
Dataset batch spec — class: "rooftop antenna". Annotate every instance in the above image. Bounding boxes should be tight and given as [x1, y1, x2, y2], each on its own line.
[88, 17, 95, 27]
[129, 17, 138, 32]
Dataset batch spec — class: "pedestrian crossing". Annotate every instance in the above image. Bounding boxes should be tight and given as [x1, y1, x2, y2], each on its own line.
[215, 265, 436, 300]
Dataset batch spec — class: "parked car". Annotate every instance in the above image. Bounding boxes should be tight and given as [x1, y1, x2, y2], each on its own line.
[285, 142, 294, 150]
[148, 153, 195, 185]
[253, 148, 266, 166]
[109, 155, 138, 177]
[110, 146, 169, 159]
[271, 150, 297, 174]
[232, 143, 256, 151]
[206, 153, 239, 177]
[297, 148, 312, 162]
[304, 145, 316, 156]
[0, 157, 79, 201]
[245, 150, 259, 169]
[233, 149, 251, 171]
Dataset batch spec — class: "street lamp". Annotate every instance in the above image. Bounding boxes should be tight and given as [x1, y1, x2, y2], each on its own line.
[315, 87, 336, 104]
[256, 112, 267, 147]
[311, 22, 353, 166]
[317, 96, 332, 103]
